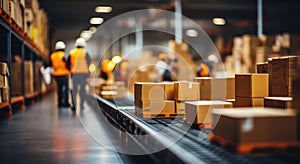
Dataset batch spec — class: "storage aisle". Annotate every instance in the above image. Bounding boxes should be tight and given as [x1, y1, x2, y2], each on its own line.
[0, 93, 138, 164]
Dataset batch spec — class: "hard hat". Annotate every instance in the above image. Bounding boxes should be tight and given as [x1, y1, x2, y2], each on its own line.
[55, 41, 66, 50]
[158, 53, 167, 60]
[75, 38, 86, 47]
[208, 54, 219, 63]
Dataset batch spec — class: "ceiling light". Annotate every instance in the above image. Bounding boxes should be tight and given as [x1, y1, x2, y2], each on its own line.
[80, 30, 92, 40]
[90, 17, 104, 25]
[186, 29, 198, 37]
[212, 17, 226, 26]
[89, 27, 97, 34]
[95, 6, 112, 13]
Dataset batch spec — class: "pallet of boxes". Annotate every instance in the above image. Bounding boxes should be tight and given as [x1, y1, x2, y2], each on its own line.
[134, 81, 201, 119]
[208, 58, 300, 154]
[0, 62, 9, 104]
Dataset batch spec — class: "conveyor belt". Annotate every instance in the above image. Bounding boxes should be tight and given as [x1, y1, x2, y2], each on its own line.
[95, 96, 300, 163]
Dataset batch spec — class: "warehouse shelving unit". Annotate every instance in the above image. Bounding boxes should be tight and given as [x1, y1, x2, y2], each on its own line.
[0, 8, 48, 116]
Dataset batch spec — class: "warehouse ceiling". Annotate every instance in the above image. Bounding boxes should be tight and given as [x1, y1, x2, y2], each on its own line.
[39, 0, 300, 46]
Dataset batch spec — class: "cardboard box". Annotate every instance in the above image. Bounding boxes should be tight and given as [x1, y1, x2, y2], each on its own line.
[163, 82, 174, 100]
[176, 101, 186, 114]
[293, 77, 300, 109]
[0, 62, 8, 75]
[185, 101, 233, 125]
[195, 77, 235, 100]
[12, 61, 34, 96]
[264, 97, 293, 109]
[134, 82, 165, 105]
[235, 97, 264, 107]
[212, 108, 298, 145]
[1, 87, 9, 102]
[235, 74, 269, 98]
[269, 56, 300, 97]
[0, 75, 5, 88]
[174, 82, 200, 101]
[256, 62, 268, 73]
[136, 100, 175, 115]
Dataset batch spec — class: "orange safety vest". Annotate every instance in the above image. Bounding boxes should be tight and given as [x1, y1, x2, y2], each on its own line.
[50, 51, 70, 76]
[69, 48, 89, 74]
[199, 63, 210, 77]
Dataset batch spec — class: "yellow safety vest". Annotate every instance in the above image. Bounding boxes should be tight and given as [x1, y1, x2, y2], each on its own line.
[50, 51, 70, 76]
[70, 48, 89, 74]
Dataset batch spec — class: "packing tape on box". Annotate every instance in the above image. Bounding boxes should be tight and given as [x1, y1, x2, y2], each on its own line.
[189, 82, 192, 89]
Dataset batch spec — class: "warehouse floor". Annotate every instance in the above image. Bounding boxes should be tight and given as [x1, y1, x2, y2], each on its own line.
[0, 93, 150, 164]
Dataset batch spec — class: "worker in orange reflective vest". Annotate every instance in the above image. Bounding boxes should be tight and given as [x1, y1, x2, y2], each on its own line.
[50, 41, 70, 108]
[67, 38, 91, 109]
[196, 61, 210, 77]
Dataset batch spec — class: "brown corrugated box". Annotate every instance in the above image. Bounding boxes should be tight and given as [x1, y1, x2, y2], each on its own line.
[12, 61, 34, 96]
[235, 73, 269, 98]
[256, 62, 268, 73]
[0, 62, 8, 75]
[185, 101, 233, 125]
[174, 81, 200, 101]
[176, 101, 185, 114]
[264, 97, 293, 109]
[269, 56, 300, 97]
[0, 75, 5, 88]
[135, 100, 175, 115]
[212, 108, 298, 145]
[163, 82, 174, 100]
[235, 97, 264, 107]
[1, 87, 9, 102]
[134, 82, 164, 101]
[195, 77, 235, 100]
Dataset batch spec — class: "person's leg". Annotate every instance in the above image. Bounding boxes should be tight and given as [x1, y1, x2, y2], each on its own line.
[62, 76, 70, 107]
[72, 75, 79, 108]
[79, 74, 88, 108]
[55, 76, 63, 107]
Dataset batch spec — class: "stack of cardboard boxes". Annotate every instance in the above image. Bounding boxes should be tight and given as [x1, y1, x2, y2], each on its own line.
[0, 62, 9, 103]
[134, 82, 174, 118]
[174, 81, 199, 115]
[235, 74, 269, 107]
[268, 56, 300, 97]
[134, 81, 200, 118]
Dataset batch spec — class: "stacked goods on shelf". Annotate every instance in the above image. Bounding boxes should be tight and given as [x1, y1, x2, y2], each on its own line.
[210, 108, 299, 154]
[174, 81, 199, 115]
[225, 35, 260, 75]
[268, 56, 300, 97]
[1, 0, 10, 14]
[264, 97, 292, 109]
[0, 62, 9, 103]
[168, 40, 198, 80]
[100, 81, 127, 99]
[8, 0, 25, 29]
[134, 82, 175, 118]
[256, 62, 268, 73]
[195, 77, 235, 102]
[235, 74, 269, 107]
[24, 0, 49, 54]
[185, 101, 232, 127]
[34, 61, 42, 93]
[11, 60, 34, 96]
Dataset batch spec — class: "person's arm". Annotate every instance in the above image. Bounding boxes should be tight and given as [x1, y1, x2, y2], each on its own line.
[86, 52, 91, 65]
[66, 54, 71, 70]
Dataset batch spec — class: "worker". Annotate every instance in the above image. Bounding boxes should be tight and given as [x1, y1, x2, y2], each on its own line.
[100, 59, 110, 80]
[49, 41, 70, 108]
[196, 61, 210, 77]
[155, 53, 173, 82]
[67, 38, 91, 109]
